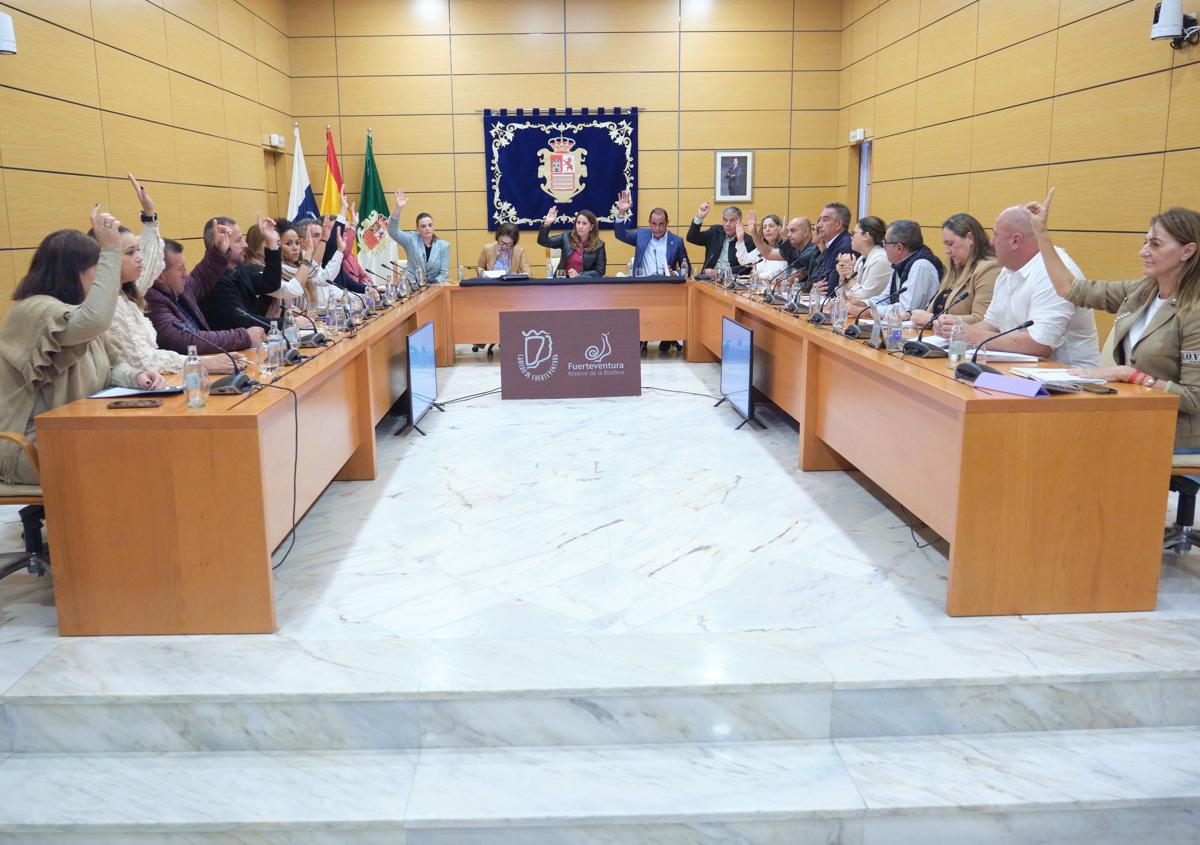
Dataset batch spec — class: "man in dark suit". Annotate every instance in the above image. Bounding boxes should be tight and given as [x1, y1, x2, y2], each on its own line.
[686, 197, 756, 278]
[811, 202, 854, 293]
[614, 191, 691, 352]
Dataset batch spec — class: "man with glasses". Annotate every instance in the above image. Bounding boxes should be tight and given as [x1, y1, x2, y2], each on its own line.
[687, 197, 756, 278]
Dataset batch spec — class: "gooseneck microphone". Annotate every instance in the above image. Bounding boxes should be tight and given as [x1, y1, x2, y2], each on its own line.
[170, 322, 255, 394]
[955, 319, 1035, 382]
[234, 307, 270, 329]
[290, 308, 328, 346]
[902, 289, 970, 357]
[843, 285, 907, 339]
[365, 267, 405, 300]
[235, 308, 301, 364]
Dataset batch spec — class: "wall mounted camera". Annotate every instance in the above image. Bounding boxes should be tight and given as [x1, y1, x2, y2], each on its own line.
[1153, 0, 1200, 48]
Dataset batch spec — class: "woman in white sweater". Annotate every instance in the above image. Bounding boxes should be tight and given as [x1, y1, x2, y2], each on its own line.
[735, 212, 788, 281]
[837, 216, 890, 302]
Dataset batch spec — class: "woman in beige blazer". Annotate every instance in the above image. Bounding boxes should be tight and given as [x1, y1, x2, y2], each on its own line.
[910, 213, 999, 328]
[476, 222, 531, 276]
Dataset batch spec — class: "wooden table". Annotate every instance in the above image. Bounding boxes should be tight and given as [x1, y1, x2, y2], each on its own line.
[446, 279, 688, 357]
[35, 287, 451, 636]
[688, 281, 1179, 617]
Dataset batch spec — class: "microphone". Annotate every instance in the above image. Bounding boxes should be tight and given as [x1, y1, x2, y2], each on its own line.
[290, 308, 328, 346]
[171, 322, 255, 394]
[365, 267, 404, 301]
[234, 306, 270, 329]
[392, 260, 422, 289]
[235, 308, 301, 364]
[902, 289, 969, 358]
[955, 320, 1035, 382]
[843, 285, 907, 339]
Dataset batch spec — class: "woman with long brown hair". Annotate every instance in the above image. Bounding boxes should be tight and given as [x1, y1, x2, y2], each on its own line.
[910, 212, 999, 327]
[537, 206, 607, 278]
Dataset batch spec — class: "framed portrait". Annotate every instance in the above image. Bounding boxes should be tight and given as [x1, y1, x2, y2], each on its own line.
[714, 151, 752, 202]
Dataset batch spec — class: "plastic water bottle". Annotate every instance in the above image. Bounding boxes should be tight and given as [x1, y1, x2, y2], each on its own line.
[282, 311, 300, 348]
[184, 345, 207, 408]
[885, 305, 903, 352]
[267, 320, 286, 369]
[458, 263, 466, 282]
[627, 258, 635, 277]
[948, 318, 968, 366]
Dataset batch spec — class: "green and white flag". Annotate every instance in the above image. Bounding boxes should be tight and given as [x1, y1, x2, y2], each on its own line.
[356, 130, 399, 282]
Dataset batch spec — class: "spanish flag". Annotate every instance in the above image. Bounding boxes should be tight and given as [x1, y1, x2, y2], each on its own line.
[318, 127, 343, 217]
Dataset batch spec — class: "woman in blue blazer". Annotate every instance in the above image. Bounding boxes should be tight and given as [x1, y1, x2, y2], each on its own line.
[387, 188, 450, 284]
[537, 205, 607, 278]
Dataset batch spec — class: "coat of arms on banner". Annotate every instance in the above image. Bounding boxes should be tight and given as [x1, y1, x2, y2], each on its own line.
[537, 136, 588, 202]
[358, 210, 389, 252]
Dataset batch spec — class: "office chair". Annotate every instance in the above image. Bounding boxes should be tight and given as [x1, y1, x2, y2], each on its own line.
[1167, 457, 1200, 555]
[0, 433, 49, 581]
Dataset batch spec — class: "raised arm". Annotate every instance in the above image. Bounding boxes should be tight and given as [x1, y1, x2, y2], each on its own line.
[58, 206, 125, 346]
[1023, 188, 1075, 298]
[129, 174, 164, 295]
[686, 197, 712, 247]
[612, 191, 637, 247]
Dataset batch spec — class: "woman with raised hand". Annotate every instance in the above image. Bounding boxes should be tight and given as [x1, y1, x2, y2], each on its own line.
[537, 205, 607, 278]
[388, 188, 450, 284]
[1, 205, 164, 485]
[736, 211, 788, 282]
[1025, 189, 1200, 449]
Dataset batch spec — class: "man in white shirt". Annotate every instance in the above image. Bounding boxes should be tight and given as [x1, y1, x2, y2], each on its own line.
[863, 219, 943, 318]
[935, 205, 1100, 367]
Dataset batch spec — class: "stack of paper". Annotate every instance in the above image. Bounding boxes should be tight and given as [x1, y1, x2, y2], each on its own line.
[1010, 368, 1107, 385]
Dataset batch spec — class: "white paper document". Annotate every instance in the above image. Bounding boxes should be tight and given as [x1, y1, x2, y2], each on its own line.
[920, 335, 1040, 362]
[88, 386, 184, 399]
[1010, 368, 1107, 385]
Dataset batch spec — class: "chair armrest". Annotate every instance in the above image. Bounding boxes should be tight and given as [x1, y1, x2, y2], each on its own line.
[0, 432, 39, 480]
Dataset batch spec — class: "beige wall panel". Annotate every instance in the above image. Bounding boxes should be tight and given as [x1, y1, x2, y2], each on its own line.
[839, 64, 852, 108]
[216, 0, 255, 53]
[678, 111, 791, 151]
[795, 0, 844, 31]
[872, 130, 915, 181]
[1166, 63, 1200, 151]
[837, 106, 851, 143]
[566, 0, 678, 32]
[638, 111, 680, 150]
[259, 105, 292, 146]
[848, 97, 875, 137]
[337, 75, 452, 115]
[229, 187, 270, 225]
[743, 188, 791, 218]
[243, 0, 288, 32]
[177, 185, 233, 236]
[396, 192, 456, 229]
[453, 114, 484, 153]
[971, 100, 1052, 171]
[223, 92, 263, 145]
[254, 16, 290, 74]
[294, 117, 338, 154]
[175, 129, 231, 187]
[790, 149, 839, 185]
[912, 118, 972, 177]
[916, 3, 976, 78]
[1052, 230, 1147, 278]
[848, 55, 877, 104]
[292, 77, 340, 117]
[332, 0, 450, 36]
[840, 28, 853, 70]
[566, 33, 678, 73]
[566, 73, 679, 111]
[220, 40, 259, 99]
[341, 116, 455, 154]
[257, 62, 292, 114]
[166, 0, 219, 33]
[790, 109, 839, 149]
[5, 171, 111, 248]
[677, 189, 721, 220]
[95, 46, 173, 123]
[910, 173, 970, 226]
[680, 32, 795, 71]
[227, 141, 267, 189]
[290, 38, 337, 77]
[967, 166, 1048, 228]
[0, 8, 99, 106]
[102, 113, 178, 183]
[454, 152, 486, 192]
[918, 0, 973, 27]
[793, 31, 842, 70]
[6, 0, 92, 35]
[914, 62, 975, 127]
[973, 32, 1057, 113]
[165, 14, 220, 79]
[876, 0, 919, 48]
[1050, 74, 1170, 162]
[683, 0, 794, 31]
[634, 189, 679, 222]
[874, 82, 916, 137]
[283, 0, 332, 37]
[1162, 150, 1200, 211]
[849, 11, 879, 65]
[1047, 155, 1166, 232]
[680, 72, 793, 111]
[1059, 0, 1131, 25]
[846, 0, 878, 25]
[170, 73, 227, 136]
[637, 151, 679, 190]
[0, 251, 15, 321]
[92, 0, 168, 65]
[791, 186, 842, 218]
[976, 0, 1057, 55]
[340, 154, 455, 194]
[874, 33, 918, 94]
[794, 72, 841, 110]
[452, 34, 565, 75]
[0, 90, 105, 176]
[1056, 3, 1171, 96]
[452, 74, 566, 113]
[450, 0, 562, 33]
[869, 179, 912, 220]
[334, 36, 451, 76]
[835, 145, 851, 188]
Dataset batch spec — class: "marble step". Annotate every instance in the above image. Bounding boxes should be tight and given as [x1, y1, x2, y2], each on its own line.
[5, 618, 1200, 753]
[1, 727, 1199, 843]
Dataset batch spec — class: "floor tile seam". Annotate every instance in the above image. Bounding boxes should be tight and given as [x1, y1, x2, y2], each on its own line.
[0, 642, 63, 700]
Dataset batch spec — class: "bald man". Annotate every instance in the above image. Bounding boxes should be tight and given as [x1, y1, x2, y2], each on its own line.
[750, 216, 819, 285]
[935, 205, 1099, 366]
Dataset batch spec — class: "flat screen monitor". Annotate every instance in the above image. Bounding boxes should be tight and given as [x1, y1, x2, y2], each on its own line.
[720, 316, 754, 423]
[406, 320, 438, 428]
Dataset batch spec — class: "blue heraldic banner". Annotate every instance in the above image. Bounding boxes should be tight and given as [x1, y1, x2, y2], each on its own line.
[484, 107, 637, 231]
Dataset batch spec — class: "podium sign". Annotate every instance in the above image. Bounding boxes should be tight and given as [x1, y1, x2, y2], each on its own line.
[500, 309, 641, 399]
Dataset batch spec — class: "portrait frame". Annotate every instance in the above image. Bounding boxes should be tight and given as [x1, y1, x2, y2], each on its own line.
[714, 150, 752, 202]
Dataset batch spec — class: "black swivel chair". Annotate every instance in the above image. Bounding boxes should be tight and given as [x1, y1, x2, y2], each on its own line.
[0, 433, 50, 581]
[1166, 462, 1200, 555]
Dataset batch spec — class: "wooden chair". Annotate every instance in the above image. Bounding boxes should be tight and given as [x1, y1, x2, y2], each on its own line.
[1167, 454, 1200, 555]
[0, 432, 49, 581]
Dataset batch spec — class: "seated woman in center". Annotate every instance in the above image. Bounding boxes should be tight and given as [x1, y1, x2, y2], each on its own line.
[477, 222, 531, 276]
[538, 205, 607, 278]
[909, 212, 999, 328]
[735, 212, 788, 281]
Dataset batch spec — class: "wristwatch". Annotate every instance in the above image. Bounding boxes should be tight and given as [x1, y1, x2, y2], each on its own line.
[140, 212, 157, 223]
[1144, 375, 1158, 388]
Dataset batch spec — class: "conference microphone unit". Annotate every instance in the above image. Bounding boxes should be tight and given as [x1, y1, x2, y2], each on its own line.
[290, 309, 328, 346]
[902, 289, 970, 357]
[845, 285, 907, 340]
[234, 308, 302, 364]
[366, 267, 404, 299]
[955, 320, 1035, 382]
[170, 322, 255, 394]
[234, 307, 270, 329]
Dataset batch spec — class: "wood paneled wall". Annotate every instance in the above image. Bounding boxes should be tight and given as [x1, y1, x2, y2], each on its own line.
[287, 0, 843, 274]
[0, 0, 294, 321]
[839, 0, 1199, 296]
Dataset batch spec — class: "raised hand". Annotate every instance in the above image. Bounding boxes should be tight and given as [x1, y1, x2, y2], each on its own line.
[734, 219, 745, 241]
[746, 210, 757, 229]
[90, 204, 124, 249]
[1023, 187, 1054, 234]
[616, 190, 632, 215]
[127, 172, 156, 219]
[347, 202, 359, 231]
[335, 227, 346, 253]
[543, 205, 558, 228]
[210, 219, 232, 254]
[393, 188, 408, 210]
[339, 186, 349, 215]
[697, 197, 713, 219]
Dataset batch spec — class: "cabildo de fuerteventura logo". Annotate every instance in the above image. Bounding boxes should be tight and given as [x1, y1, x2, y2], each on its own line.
[518, 329, 558, 381]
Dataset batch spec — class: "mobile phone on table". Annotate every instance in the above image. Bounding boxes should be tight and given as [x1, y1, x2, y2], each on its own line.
[107, 399, 163, 409]
[1079, 383, 1118, 395]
